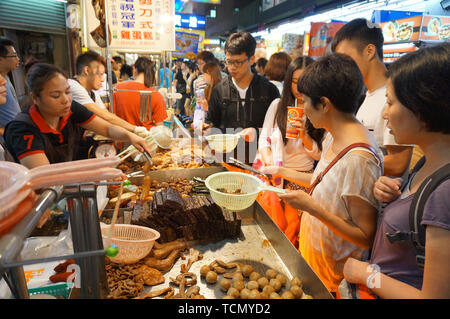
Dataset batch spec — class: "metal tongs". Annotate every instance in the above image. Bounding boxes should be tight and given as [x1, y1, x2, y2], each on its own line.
[227, 157, 271, 180]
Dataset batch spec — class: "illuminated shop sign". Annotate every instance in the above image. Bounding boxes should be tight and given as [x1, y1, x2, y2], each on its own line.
[175, 13, 206, 30]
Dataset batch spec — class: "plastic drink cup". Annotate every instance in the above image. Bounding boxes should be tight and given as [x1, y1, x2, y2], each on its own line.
[286, 106, 304, 139]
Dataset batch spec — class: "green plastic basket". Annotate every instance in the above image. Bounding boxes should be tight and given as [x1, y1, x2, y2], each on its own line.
[27, 283, 73, 299]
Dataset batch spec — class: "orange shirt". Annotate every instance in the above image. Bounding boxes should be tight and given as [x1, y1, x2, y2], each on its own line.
[113, 81, 167, 130]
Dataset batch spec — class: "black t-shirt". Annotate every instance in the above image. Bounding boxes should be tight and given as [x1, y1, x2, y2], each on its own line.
[4, 101, 95, 162]
[175, 69, 187, 94]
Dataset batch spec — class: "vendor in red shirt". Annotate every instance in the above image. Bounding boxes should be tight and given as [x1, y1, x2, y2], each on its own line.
[3, 63, 152, 169]
[113, 57, 167, 130]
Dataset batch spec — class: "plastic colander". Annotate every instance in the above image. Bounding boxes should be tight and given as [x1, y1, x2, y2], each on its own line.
[101, 224, 160, 264]
[150, 125, 173, 149]
[205, 172, 285, 211]
[205, 134, 241, 153]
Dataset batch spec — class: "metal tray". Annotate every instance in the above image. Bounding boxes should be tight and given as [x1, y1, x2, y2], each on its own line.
[109, 166, 332, 299]
[140, 202, 333, 299]
[129, 166, 226, 185]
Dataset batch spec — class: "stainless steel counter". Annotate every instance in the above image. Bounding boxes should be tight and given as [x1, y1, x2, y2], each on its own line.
[141, 202, 333, 299]
[113, 165, 333, 299]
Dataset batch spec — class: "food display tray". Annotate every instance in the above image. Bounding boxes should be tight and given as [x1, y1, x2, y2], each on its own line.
[110, 165, 332, 299]
[142, 202, 333, 299]
[129, 166, 226, 185]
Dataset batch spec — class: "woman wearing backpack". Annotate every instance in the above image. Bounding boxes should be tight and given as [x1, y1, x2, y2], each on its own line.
[342, 43, 450, 299]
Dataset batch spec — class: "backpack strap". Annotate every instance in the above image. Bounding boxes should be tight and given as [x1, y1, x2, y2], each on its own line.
[401, 156, 426, 192]
[409, 162, 450, 268]
[386, 157, 450, 269]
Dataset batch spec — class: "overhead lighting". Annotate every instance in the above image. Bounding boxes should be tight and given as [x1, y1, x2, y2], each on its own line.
[262, 0, 427, 37]
[55, 0, 68, 3]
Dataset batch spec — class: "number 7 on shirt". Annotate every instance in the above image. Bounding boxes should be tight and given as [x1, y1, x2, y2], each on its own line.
[24, 135, 34, 150]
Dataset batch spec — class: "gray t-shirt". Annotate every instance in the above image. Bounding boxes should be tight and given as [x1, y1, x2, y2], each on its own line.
[370, 178, 450, 289]
[0, 76, 21, 128]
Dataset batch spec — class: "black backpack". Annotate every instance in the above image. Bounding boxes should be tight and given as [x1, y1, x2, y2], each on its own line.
[386, 156, 450, 269]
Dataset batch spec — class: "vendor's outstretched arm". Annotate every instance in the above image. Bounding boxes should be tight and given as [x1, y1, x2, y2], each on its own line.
[82, 116, 151, 154]
[83, 102, 136, 133]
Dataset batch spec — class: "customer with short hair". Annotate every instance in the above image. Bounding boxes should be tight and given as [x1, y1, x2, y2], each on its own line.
[277, 53, 384, 293]
[264, 52, 292, 95]
[205, 31, 280, 163]
[342, 43, 450, 299]
[0, 39, 21, 137]
[332, 18, 412, 178]
[68, 50, 148, 136]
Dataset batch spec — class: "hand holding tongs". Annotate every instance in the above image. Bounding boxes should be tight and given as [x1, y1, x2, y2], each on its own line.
[227, 157, 271, 180]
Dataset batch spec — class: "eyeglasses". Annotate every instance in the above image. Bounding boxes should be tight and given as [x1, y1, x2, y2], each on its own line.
[2, 54, 19, 59]
[225, 58, 249, 67]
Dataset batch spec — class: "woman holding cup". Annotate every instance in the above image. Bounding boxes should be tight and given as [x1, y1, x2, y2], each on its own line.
[256, 56, 325, 185]
[255, 57, 325, 247]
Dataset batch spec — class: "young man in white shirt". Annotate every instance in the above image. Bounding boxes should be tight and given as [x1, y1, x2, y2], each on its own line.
[69, 51, 149, 137]
[332, 18, 412, 178]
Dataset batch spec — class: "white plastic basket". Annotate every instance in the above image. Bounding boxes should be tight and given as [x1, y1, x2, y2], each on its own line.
[205, 172, 285, 211]
[205, 134, 240, 153]
[150, 125, 173, 149]
[101, 224, 160, 264]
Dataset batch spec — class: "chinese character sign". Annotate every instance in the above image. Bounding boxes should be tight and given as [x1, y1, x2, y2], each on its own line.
[83, 0, 175, 51]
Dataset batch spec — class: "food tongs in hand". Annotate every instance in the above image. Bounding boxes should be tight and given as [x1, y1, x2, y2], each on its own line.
[227, 157, 271, 180]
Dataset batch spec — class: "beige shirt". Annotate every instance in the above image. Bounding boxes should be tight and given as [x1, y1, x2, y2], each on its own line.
[299, 133, 383, 292]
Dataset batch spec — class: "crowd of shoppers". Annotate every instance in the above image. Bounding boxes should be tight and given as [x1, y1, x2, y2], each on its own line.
[0, 18, 448, 299]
